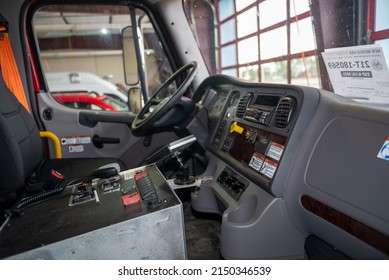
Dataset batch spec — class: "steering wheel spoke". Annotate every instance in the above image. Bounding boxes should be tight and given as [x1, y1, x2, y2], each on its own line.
[131, 61, 199, 136]
[149, 97, 163, 105]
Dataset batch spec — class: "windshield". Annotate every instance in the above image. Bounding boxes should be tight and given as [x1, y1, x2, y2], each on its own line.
[184, 0, 389, 107]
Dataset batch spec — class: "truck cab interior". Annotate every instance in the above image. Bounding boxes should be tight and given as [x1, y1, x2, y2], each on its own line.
[0, 0, 388, 260]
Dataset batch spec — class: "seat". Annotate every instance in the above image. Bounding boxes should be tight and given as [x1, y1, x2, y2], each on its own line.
[0, 67, 126, 209]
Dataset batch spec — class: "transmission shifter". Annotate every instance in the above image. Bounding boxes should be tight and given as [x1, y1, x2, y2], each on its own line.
[174, 165, 195, 185]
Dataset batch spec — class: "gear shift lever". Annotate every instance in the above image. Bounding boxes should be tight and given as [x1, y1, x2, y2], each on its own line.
[174, 165, 195, 185]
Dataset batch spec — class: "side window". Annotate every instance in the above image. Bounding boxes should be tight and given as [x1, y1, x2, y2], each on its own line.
[369, 0, 389, 67]
[32, 4, 173, 113]
[184, 0, 319, 88]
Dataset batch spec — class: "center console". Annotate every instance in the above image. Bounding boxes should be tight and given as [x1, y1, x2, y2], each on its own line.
[0, 164, 186, 259]
[188, 75, 308, 259]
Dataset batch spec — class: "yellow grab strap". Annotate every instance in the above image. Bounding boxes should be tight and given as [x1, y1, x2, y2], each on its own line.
[0, 25, 30, 112]
[39, 131, 62, 159]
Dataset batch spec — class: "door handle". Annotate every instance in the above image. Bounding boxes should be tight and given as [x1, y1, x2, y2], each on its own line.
[43, 108, 53, 121]
[92, 135, 120, 149]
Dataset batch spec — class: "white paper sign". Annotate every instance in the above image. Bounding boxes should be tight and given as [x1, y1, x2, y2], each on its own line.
[322, 45, 389, 104]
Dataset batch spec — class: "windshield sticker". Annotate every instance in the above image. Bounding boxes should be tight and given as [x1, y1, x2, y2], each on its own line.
[322, 45, 389, 105]
[267, 142, 285, 162]
[249, 153, 265, 171]
[61, 136, 91, 145]
[377, 136, 389, 161]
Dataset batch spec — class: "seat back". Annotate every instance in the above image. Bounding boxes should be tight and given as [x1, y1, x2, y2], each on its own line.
[0, 68, 43, 207]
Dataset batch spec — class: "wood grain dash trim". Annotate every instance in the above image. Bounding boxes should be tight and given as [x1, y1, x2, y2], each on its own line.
[301, 195, 389, 256]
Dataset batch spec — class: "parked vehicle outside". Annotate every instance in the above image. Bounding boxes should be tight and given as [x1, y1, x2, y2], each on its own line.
[52, 92, 120, 111]
[46, 72, 130, 110]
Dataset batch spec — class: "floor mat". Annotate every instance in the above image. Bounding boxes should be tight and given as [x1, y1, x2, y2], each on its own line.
[183, 201, 222, 260]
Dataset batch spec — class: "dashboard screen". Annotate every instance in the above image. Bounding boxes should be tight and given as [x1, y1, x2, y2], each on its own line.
[207, 88, 231, 118]
[254, 95, 279, 107]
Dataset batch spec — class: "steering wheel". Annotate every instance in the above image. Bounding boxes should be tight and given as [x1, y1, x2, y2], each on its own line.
[131, 61, 199, 136]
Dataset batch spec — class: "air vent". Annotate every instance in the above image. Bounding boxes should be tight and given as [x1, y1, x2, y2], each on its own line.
[275, 96, 296, 128]
[236, 94, 250, 118]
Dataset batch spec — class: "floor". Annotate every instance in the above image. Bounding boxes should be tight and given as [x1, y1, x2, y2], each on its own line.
[182, 199, 222, 260]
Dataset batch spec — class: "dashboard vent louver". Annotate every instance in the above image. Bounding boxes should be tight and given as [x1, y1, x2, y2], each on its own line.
[275, 96, 296, 128]
[236, 94, 250, 118]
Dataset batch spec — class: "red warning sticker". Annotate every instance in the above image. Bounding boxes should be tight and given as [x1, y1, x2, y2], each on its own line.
[260, 158, 278, 179]
[267, 142, 285, 162]
[61, 136, 91, 146]
[121, 192, 141, 206]
[249, 152, 265, 171]
[69, 145, 84, 153]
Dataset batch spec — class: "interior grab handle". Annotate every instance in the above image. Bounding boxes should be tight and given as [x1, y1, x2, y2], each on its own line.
[92, 135, 120, 149]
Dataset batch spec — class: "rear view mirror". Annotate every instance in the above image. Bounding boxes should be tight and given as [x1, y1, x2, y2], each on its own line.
[122, 26, 139, 85]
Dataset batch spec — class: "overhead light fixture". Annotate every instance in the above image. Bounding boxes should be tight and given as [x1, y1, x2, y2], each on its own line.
[101, 28, 108, 34]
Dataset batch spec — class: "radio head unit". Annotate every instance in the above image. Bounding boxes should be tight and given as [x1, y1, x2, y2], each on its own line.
[243, 94, 280, 126]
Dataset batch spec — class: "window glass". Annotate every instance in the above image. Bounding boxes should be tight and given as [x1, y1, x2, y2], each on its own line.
[290, 17, 316, 54]
[259, 0, 286, 29]
[222, 68, 238, 76]
[260, 27, 287, 60]
[375, 0, 389, 31]
[220, 19, 235, 45]
[239, 65, 259, 81]
[235, 0, 256, 12]
[33, 5, 172, 113]
[188, 0, 318, 88]
[375, 38, 389, 67]
[238, 36, 258, 64]
[291, 56, 320, 88]
[219, 0, 235, 21]
[221, 44, 237, 67]
[261, 60, 287, 83]
[290, 0, 310, 17]
[237, 7, 257, 38]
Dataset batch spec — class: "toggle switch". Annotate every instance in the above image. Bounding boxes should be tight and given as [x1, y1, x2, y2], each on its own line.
[230, 121, 250, 137]
[229, 121, 257, 144]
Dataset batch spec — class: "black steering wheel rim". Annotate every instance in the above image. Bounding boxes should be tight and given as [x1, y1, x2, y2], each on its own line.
[131, 61, 199, 135]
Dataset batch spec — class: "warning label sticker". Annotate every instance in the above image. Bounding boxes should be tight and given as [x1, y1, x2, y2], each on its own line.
[260, 159, 278, 179]
[61, 136, 91, 146]
[267, 142, 285, 162]
[377, 136, 389, 161]
[69, 145, 84, 153]
[249, 153, 265, 171]
[122, 170, 133, 181]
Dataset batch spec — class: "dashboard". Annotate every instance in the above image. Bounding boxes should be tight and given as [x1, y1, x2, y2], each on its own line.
[194, 75, 314, 198]
[189, 74, 389, 260]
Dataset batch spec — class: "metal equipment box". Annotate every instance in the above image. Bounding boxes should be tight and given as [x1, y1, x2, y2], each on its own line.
[0, 165, 186, 259]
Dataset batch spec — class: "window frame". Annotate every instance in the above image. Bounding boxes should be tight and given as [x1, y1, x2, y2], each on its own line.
[25, 0, 179, 102]
[215, 0, 318, 86]
[367, 0, 389, 42]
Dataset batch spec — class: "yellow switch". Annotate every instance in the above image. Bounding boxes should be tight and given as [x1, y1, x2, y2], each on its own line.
[230, 121, 250, 137]
[230, 121, 244, 134]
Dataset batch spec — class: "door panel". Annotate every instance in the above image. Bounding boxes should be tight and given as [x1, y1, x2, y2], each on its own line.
[31, 3, 175, 164]
[38, 92, 137, 160]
